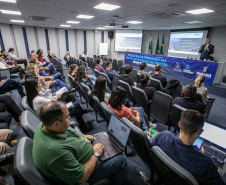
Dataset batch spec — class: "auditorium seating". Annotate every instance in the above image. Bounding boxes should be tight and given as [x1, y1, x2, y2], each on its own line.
[149, 77, 163, 92]
[93, 69, 100, 78]
[112, 74, 120, 89]
[150, 146, 198, 185]
[171, 104, 187, 133]
[100, 72, 112, 90]
[91, 96, 106, 123]
[132, 86, 151, 120]
[118, 80, 134, 103]
[150, 91, 173, 129]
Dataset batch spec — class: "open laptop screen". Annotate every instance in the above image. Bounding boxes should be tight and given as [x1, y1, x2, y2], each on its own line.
[200, 122, 226, 149]
[108, 116, 130, 147]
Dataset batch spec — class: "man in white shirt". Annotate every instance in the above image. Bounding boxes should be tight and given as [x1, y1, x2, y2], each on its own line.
[7, 48, 28, 68]
[65, 51, 76, 61]
[82, 51, 88, 61]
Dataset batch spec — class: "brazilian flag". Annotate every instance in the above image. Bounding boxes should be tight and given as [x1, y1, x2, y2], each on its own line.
[160, 35, 164, 55]
[155, 35, 159, 55]
[148, 40, 152, 54]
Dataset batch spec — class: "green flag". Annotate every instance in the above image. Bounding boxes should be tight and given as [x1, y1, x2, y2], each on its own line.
[155, 35, 159, 55]
[160, 35, 164, 55]
[148, 40, 152, 54]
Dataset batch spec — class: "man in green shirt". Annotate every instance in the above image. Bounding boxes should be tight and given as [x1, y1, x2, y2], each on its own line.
[32, 101, 127, 185]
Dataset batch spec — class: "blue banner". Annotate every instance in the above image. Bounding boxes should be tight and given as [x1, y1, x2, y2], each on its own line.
[125, 52, 219, 85]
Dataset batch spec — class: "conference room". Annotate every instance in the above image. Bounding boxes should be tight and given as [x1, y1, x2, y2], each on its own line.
[0, 0, 226, 184]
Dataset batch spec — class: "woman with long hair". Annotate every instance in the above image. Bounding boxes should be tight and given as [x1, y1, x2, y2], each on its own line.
[68, 64, 78, 77]
[108, 86, 151, 130]
[25, 76, 91, 132]
[137, 73, 155, 101]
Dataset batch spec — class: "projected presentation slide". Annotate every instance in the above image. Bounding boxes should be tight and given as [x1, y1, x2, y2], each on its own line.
[115, 30, 143, 53]
[168, 31, 208, 58]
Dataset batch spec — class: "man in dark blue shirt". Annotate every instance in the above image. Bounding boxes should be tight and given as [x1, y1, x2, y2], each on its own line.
[151, 109, 226, 185]
[104, 61, 114, 81]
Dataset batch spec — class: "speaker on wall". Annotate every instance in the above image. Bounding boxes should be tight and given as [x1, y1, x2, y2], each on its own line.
[108, 30, 114, 39]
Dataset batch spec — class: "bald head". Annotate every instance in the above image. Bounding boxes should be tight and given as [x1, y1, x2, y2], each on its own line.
[40, 101, 66, 126]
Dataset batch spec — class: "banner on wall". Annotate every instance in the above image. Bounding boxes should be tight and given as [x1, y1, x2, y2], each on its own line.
[124, 52, 219, 85]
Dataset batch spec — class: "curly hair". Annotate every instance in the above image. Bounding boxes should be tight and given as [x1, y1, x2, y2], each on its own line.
[108, 86, 127, 110]
[74, 65, 86, 82]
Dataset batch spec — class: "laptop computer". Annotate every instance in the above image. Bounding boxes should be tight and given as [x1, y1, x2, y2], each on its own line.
[92, 115, 131, 161]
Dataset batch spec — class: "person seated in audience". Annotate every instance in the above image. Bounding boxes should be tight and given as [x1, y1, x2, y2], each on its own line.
[194, 75, 214, 103]
[173, 85, 206, 116]
[30, 50, 38, 58]
[68, 64, 78, 77]
[137, 62, 152, 76]
[65, 51, 76, 61]
[26, 71, 75, 103]
[32, 58, 64, 82]
[151, 64, 167, 88]
[104, 61, 114, 81]
[7, 48, 27, 68]
[137, 74, 155, 101]
[33, 101, 127, 185]
[28, 52, 37, 62]
[38, 52, 57, 74]
[151, 109, 226, 185]
[0, 50, 8, 60]
[95, 59, 104, 73]
[120, 65, 137, 87]
[0, 129, 23, 185]
[25, 76, 90, 132]
[0, 94, 22, 127]
[108, 86, 155, 130]
[1, 50, 23, 68]
[0, 54, 25, 82]
[82, 51, 88, 61]
[47, 50, 56, 59]
[36, 49, 43, 55]
[0, 74, 25, 98]
[90, 76, 131, 107]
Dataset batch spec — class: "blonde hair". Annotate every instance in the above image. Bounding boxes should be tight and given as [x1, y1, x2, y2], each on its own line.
[194, 75, 205, 87]
[26, 63, 35, 72]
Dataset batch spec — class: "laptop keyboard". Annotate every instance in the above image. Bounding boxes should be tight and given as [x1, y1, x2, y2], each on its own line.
[95, 133, 120, 156]
[202, 140, 226, 163]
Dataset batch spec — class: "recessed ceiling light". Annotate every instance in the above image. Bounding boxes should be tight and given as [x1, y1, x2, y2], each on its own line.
[185, 21, 203, 24]
[66, 21, 80, 24]
[96, 27, 106, 29]
[104, 25, 115, 28]
[0, 9, 21, 15]
[60, 25, 71, 27]
[94, 3, 120, 11]
[0, 0, 16, 3]
[10, 19, 24, 23]
[127, 21, 143, 24]
[76, 15, 94, 19]
[186, 8, 214, 15]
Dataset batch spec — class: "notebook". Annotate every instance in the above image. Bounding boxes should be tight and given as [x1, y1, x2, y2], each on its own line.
[92, 116, 130, 161]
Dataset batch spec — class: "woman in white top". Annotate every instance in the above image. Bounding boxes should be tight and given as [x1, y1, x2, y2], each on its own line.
[25, 76, 91, 132]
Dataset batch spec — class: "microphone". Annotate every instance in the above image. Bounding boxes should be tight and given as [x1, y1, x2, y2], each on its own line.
[190, 50, 197, 60]
[187, 49, 193, 59]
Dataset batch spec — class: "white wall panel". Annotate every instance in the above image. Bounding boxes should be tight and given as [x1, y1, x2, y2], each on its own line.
[94, 31, 101, 56]
[36, 27, 47, 58]
[68, 30, 77, 57]
[77, 30, 84, 56]
[48, 28, 59, 58]
[57, 29, 66, 60]
[86, 30, 95, 57]
[12, 25, 27, 59]
[0, 24, 17, 55]
[26, 26, 38, 52]
[104, 31, 111, 57]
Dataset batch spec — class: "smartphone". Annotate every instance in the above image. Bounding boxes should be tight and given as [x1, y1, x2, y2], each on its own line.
[193, 138, 204, 149]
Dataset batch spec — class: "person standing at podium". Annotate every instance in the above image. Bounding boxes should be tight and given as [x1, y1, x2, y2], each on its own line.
[199, 38, 214, 61]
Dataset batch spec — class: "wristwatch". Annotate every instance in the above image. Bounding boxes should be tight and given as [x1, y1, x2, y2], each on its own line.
[93, 152, 100, 158]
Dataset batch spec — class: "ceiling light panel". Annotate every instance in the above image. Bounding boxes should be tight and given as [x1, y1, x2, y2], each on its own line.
[96, 27, 106, 29]
[0, 0, 16, 3]
[10, 19, 24, 23]
[60, 25, 71, 27]
[94, 3, 120, 11]
[186, 8, 214, 15]
[66, 21, 80, 24]
[76, 15, 94, 19]
[127, 21, 143, 24]
[0, 9, 21, 15]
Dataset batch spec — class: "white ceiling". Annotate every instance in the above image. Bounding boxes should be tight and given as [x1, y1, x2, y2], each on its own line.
[0, 0, 226, 30]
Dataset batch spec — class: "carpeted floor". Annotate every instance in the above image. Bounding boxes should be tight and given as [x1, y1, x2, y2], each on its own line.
[3, 65, 226, 184]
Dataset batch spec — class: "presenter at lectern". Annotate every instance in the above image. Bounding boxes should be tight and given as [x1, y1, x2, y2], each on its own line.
[199, 38, 214, 61]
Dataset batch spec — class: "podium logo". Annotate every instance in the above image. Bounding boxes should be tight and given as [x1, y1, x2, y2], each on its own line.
[175, 62, 180, 68]
[185, 64, 190, 70]
[203, 67, 208, 72]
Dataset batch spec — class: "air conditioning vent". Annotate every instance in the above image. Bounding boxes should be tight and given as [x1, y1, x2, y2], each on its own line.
[27, 16, 49, 21]
[171, 12, 184, 16]
[149, 12, 166, 16]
